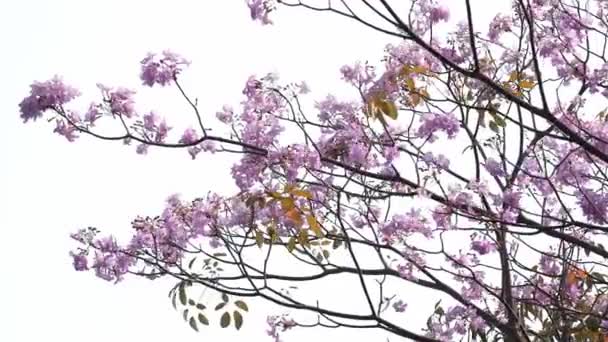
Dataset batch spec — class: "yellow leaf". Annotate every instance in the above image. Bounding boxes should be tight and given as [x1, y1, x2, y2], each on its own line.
[306, 215, 323, 238]
[518, 79, 535, 89]
[286, 208, 303, 226]
[410, 94, 421, 107]
[376, 98, 398, 120]
[364, 101, 375, 117]
[291, 189, 313, 200]
[566, 267, 587, 286]
[411, 65, 428, 74]
[399, 65, 412, 77]
[283, 184, 296, 194]
[280, 198, 295, 212]
[297, 229, 309, 247]
[405, 78, 416, 91]
[419, 88, 430, 99]
[508, 71, 518, 82]
[266, 191, 282, 199]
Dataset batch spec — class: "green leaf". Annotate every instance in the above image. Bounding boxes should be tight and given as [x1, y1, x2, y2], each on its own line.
[377, 99, 398, 120]
[235, 300, 249, 312]
[171, 291, 177, 310]
[586, 316, 601, 330]
[466, 91, 474, 101]
[222, 293, 229, 303]
[195, 303, 206, 310]
[314, 252, 323, 262]
[220, 311, 231, 328]
[215, 302, 227, 311]
[287, 236, 296, 253]
[189, 317, 199, 332]
[255, 230, 264, 248]
[233, 311, 243, 330]
[188, 257, 196, 269]
[489, 121, 499, 133]
[493, 115, 506, 127]
[476, 109, 486, 127]
[332, 239, 342, 249]
[198, 313, 209, 326]
[183, 309, 189, 321]
[268, 226, 279, 243]
[322, 250, 330, 259]
[188, 299, 195, 306]
[179, 284, 187, 306]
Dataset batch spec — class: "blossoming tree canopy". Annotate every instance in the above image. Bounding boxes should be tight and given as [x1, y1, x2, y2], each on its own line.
[19, 0, 608, 341]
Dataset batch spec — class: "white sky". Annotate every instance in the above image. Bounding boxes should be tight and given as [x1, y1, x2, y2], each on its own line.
[0, 1, 505, 341]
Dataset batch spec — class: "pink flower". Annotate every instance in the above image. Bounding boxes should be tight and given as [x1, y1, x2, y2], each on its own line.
[247, 0, 274, 25]
[179, 128, 199, 145]
[70, 252, 88, 271]
[98, 84, 137, 118]
[417, 112, 460, 142]
[19, 76, 80, 122]
[140, 50, 190, 87]
[488, 14, 512, 41]
[484, 158, 505, 177]
[577, 188, 608, 224]
[471, 239, 496, 255]
[429, 6, 449, 23]
[392, 299, 408, 312]
[216, 105, 234, 124]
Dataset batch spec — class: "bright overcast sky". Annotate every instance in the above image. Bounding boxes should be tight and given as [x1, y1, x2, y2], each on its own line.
[0, 1, 505, 341]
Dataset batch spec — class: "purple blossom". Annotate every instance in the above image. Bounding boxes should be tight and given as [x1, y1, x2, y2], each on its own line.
[179, 128, 199, 145]
[577, 188, 608, 224]
[417, 112, 460, 142]
[381, 209, 432, 242]
[315, 95, 358, 123]
[136, 144, 149, 155]
[347, 143, 368, 166]
[392, 299, 408, 312]
[98, 84, 137, 118]
[140, 50, 190, 87]
[296, 81, 310, 94]
[232, 155, 267, 190]
[247, 0, 274, 25]
[19, 76, 80, 122]
[422, 152, 450, 170]
[266, 315, 296, 342]
[52, 110, 82, 142]
[143, 111, 159, 131]
[70, 253, 89, 271]
[488, 14, 512, 41]
[429, 6, 450, 23]
[216, 105, 234, 124]
[84, 103, 101, 126]
[471, 239, 496, 255]
[340, 62, 376, 89]
[484, 158, 505, 177]
[539, 254, 560, 275]
[92, 251, 132, 283]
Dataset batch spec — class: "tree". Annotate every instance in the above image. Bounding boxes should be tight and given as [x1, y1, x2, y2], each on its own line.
[18, 0, 608, 341]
